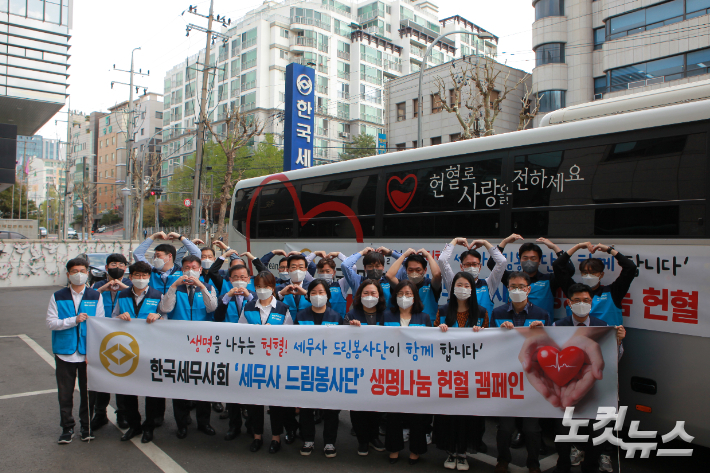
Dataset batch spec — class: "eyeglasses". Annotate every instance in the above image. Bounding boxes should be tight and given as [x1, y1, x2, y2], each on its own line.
[508, 285, 528, 291]
[570, 298, 593, 304]
[396, 292, 414, 298]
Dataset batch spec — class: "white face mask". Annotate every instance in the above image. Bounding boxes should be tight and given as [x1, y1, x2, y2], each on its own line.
[570, 302, 592, 317]
[317, 273, 333, 284]
[186, 270, 201, 280]
[361, 296, 379, 309]
[454, 287, 472, 299]
[69, 272, 88, 286]
[397, 296, 414, 310]
[279, 271, 290, 280]
[463, 266, 480, 278]
[581, 275, 600, 287]
[256, 288, 272, 300]
[509, 289, 527, 303]
[310, 294, 327, 308]
[407, 272, 424, 284]
[232, 280, 248, 289]
[132, 278, 149, 289]
[289, 269, 306, 283]
[201, 259, 214, 269]
[152, 257, 166, 270]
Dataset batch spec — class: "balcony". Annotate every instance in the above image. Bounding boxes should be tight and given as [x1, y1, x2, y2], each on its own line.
[337, 110, 349, 120]
[294, 36, 317, 48]
[242, 38, 257, 49]
[337, 90, 349, 100]
[360, 72, 382, 85]
[384, 61, 402, 73]
[337, 70, 350, 80]
[362, 95, 382, 105]
[410, 46, 425, 58]
[362, 54, 382, 67]
[357, 10, 383, 23]
[337, 50, 350, 60]
[316, 106, 329, 115]
[361, 113, 383, 125]
[318, 63, 329, 74]
[316, 127, 329, 136]
[318, 42, 329, 53]
[241, 103, 256, 111]
[242, 59, 256, 70]
[291, 16, 331, 32]
[241, 81, 255, 91]
[316, 85, 328, 94]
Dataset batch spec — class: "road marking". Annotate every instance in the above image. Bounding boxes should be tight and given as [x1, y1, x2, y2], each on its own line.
[16, 333, 188, 473]
[0, 389, 57, 400]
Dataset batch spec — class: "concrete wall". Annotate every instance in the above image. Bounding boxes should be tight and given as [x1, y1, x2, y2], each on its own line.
[0, 239, 137, 288]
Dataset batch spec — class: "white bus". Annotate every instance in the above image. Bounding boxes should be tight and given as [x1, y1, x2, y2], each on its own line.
[230, 94, 710, 447]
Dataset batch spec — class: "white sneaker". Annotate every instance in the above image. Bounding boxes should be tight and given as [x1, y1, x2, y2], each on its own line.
[324, 444, 337, 458]
[402, 428, 410, 442]
[571, 445, 584, 466]
[599, 453, 613, 472]
[426, 432, 432, 445]
[456, 455, 469, 471]
[443, 454, 457, 470]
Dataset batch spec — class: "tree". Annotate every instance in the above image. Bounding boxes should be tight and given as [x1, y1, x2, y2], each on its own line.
[339, 133, 376, 161]
[0, 183, 37, 218]
[434, 55, 540, 139]
[100, 210, 121, 226]
[204, 106, 265, 236]
[128, 150, 162, 240]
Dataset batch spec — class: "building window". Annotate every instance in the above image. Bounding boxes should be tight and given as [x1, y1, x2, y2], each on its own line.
[535, 0, 564, 21]
[396, 102, 406, 121]
[535, 43, 565, 66]
[610, 54, 685, 91]
[594, 76, 607, 95]
[537, 90, 566, 113]
[396, 143, 406, 151]
[412, 98, 418, 118]
[594, 28, 605, 50]
[450, 133, 461, 142]
[431, 94, 443, 114]
[608, 0, 685, 40]
[431, 137, 442, 146]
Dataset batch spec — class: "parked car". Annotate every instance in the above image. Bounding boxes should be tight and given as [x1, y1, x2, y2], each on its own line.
[0, 231, 28, 239]
[39, 227, 47, 237]
[97, 226, 106, 233]
[67, 228, 77, 239]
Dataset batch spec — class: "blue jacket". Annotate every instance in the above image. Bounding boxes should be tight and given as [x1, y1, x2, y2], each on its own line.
[150, 265, 183, 294]
[344, 307, 385, 326]
[51, 287, 101, 355]
[490, 302, 551, 327]
[383, 309, 431, 327]
[295, 307, 343, 325]
[116, 287, 162, 319]
[241, 299, 290, 325]
[437, 303, 487, 328]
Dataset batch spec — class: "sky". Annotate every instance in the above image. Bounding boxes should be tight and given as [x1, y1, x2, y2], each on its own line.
[36, 0, 535, 141]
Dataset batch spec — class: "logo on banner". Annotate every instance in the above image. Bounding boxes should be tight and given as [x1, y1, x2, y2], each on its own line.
[296, 74, 312, 95]
[100, 332, 140, 377]
[387, 174, 418, 212]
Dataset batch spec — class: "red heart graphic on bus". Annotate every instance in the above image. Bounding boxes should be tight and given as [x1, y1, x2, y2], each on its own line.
[537, 346, 585, 387]
[245, 174, 364, 255]
[387, 174, 417, 212]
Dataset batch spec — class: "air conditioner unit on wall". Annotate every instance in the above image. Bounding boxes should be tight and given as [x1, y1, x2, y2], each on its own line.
[339, 132, 350, 139]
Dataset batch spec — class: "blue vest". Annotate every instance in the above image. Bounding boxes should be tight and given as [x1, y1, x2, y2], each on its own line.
[437, 303, 485, 327]
[383, 309, 431, 327]
[475, 279, 494, 317]
[379, 278, 392, 303]
[345, 308, 384, 325]
[51, 287, 101, 355]
[491, 304, 548, 327]
[168, 283, 214, 321]
[296, 307, 341, 325]
[564, 285, 622, 326]
[418, 280, 439, 325]
[92, 278, 132, 316]
[501, 273, 555, 318]
[242, 299, 289, 325]
[220, 277, 256, 298]
[224, 294, 249, 323]
[150, 266, 183, 294]
[116, 287, 162, 319]
[282, 292, 311, 321]
[328, 282, 347, 318]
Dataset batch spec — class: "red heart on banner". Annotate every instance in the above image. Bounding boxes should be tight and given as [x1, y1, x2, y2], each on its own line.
[245, 174, 364, 254]
[537, 346, 585, 387]
[386, 174, 417, 212]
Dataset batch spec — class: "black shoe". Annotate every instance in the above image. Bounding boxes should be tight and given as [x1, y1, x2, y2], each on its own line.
[90, 416, 108, 431]
[80, 428, 95, 441]
[58, 428, 73, 444]
[370, 438, 385, 452]
[510, 432, 524, 449]
[389, 456, 400, 464]
[176, 427, 188, 439]
[324, 444, 337, 458]
[358, 443, 369, 456]
[224, 428, 240, 441]
[408, 457, 420, 465]
[212, 402, 224, 413]
[269, 440, 281, 453]
[250, 438, 263, 452]
[219, 411, 230, 420]
[153, 417, 164, 428]
[284, 430, 296, 444]
[141, 430, 154, 443]
[121, 427, 142, 441]
[197, 424, 216, 436]
[476, 441, 487, 454]
[116, 414, 129, 429]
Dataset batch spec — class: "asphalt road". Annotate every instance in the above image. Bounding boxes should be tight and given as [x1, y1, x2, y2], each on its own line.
[1, 286, 706, 473]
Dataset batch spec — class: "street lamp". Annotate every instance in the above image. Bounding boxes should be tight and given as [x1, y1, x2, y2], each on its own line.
[417, 31, 496, 148]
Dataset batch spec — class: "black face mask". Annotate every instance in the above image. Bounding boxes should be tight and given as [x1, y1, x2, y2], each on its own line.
[107, 267, 125, 280]
[366, 269, 383, 280]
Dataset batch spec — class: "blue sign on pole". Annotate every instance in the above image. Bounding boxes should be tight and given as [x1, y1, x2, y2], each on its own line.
[283, 63, 315, 171]
[377, 133, 387, 155]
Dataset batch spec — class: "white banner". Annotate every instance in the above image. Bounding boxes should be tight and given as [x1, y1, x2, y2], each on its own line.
[275, 242, 709, 338]
[87, 318, 618, 418]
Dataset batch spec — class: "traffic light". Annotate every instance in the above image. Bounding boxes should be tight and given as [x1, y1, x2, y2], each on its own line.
[150, 187, 163, 197]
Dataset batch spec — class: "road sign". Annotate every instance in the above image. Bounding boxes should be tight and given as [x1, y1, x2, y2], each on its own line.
[183, 198, 192, 207]
[201, 219, 205, 225]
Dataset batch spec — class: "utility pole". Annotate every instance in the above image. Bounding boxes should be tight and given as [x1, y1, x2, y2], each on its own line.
[63, 97, 71, 240]
[184, 1, 231, 238]
[112, 48, 149, 240]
